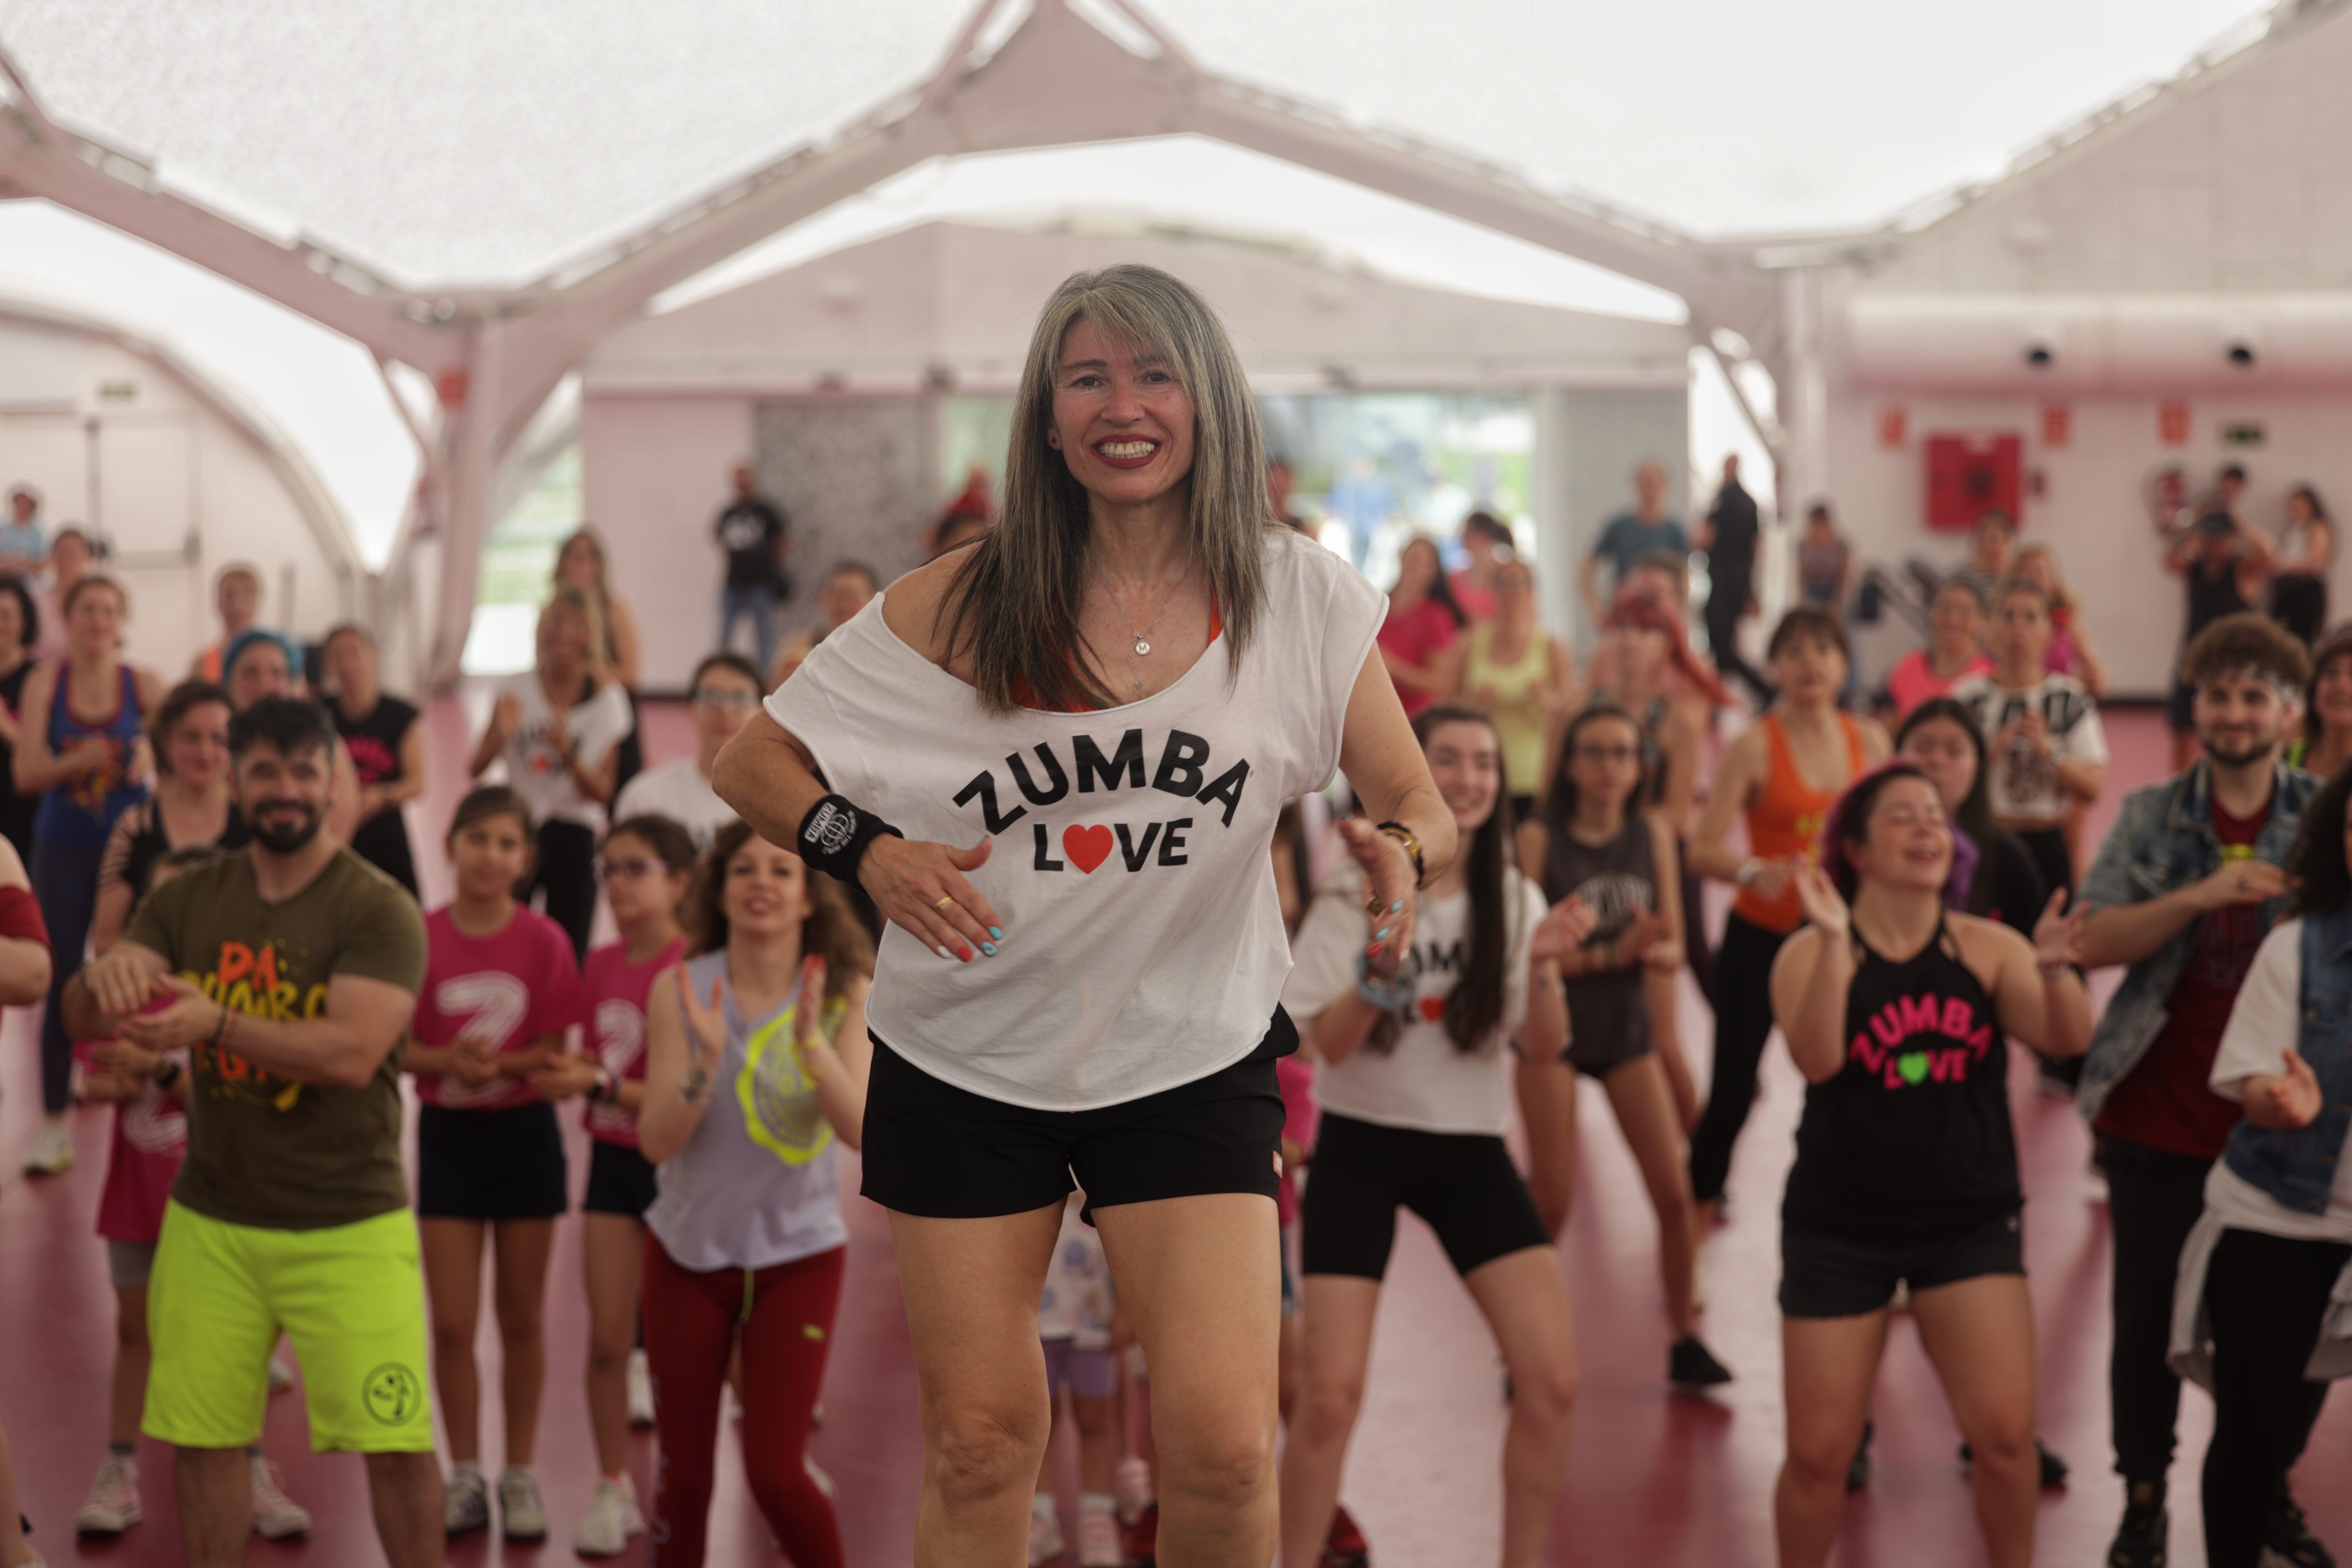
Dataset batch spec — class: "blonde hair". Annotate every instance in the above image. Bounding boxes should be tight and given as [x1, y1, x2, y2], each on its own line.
[939, 265, 1274, 713]
[2011, 544, 2076, 615]
[539, 584, 610, 679]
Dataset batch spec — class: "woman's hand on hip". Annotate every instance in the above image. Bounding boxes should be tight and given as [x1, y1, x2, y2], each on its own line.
[860, 833, 1004, 964]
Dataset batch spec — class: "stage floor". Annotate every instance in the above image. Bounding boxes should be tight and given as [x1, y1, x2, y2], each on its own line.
[2, 697, 2344, 1567]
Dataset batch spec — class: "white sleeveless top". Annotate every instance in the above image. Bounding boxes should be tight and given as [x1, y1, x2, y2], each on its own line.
[766, 528, 1385, 1111]
[644, 951, 849, 1272]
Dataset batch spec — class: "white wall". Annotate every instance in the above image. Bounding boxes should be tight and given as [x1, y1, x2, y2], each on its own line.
[0, 318, 355, 675]
[1820, 388, 2352, 696]
[579, 394, 756, 694]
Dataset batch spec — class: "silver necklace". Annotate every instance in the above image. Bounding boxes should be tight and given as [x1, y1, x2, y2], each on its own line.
[1097, 557, 1193, 659]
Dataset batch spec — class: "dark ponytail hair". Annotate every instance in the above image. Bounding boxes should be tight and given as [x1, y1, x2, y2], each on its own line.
[1367, 703, 1512, 1057]
[2286, 762, 2352, 919]
[1821, 761, 1977, 910]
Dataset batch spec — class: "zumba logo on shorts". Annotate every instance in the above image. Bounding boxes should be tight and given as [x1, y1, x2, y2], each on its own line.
[362, 1362, 423, 1426]
[736, 997, 845, 1166]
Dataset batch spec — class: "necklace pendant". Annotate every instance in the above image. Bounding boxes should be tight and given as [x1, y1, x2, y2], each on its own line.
[1134, 638, 1151, 657]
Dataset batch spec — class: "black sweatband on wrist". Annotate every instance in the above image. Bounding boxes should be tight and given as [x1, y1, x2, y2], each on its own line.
[797, 793, 902, 881]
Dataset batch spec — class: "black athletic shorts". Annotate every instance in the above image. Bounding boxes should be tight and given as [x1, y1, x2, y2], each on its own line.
[1778, 1209, 2024, 1319]
[416, 1101, 568, 1220]
[582, 1138, 659, 1218]
[1300, 1112, 1551, 1281]
[859, 1009, 1294, 1220]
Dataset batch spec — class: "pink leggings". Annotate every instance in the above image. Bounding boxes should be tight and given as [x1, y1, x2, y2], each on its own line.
[642, 1235, 846, 1568]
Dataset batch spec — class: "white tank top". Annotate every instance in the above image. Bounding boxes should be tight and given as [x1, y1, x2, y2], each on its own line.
[644, 951, 849, 1272]
[767, 528, 1385, 1111]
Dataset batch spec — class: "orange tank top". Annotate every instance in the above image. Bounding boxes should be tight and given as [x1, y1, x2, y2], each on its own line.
[1731, 711, 1866, 934]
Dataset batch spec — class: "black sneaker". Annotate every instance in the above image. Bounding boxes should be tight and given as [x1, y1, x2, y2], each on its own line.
[1846, 1421, 1873, 1492]
[1669, 1336, 1733, 1389]
[1956, 1437, 2069, 1489]
[2267, 1493, 2335, 1568]
[2107, 1480, 2167, 1568]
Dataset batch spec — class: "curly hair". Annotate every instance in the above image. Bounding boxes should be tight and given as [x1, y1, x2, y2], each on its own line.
[2181, 610, 2310, 690]
[689, 820, 875, 996]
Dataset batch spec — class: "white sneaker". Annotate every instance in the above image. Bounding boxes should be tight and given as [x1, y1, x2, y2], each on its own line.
[1114, 1455, 1152, 1525]
[498, 1466, 548, 1541]
[265, 1357, 296, 1394]
[71, 1452, 142, 1535]
[626, 1347, 655, 1426]
[1076, 1505, 1123, 1568]
[443, 1466, 489, 1535]
[1028, 1504, 1067, 1566]
[249, 1456, 311, 1538]
[21, 1120, 72, 1176]
[570, 1477, 644, 1557]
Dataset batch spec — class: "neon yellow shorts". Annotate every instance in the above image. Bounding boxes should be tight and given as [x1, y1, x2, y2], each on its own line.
[144, 1200, 434, 1453]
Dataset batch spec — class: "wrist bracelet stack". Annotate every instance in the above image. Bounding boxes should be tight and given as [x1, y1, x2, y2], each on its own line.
[1354, 949, 1419, 1012]
[1375, 820, 1426, 886]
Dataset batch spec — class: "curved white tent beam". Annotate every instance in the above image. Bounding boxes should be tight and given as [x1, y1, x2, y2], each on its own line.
[3, 0, 1778, 686]
[0, 292, 367, 590]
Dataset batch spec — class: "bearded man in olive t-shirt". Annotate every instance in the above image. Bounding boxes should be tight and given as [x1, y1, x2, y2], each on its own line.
[65, 695, 442, 1568]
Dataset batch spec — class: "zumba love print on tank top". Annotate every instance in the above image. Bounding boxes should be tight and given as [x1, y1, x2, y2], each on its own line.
[1783, 922, 2021, 1248]
[768, 529, 1386, 1112]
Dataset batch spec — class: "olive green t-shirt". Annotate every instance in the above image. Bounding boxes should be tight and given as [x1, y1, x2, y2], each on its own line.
[125, 847, 426, 1231]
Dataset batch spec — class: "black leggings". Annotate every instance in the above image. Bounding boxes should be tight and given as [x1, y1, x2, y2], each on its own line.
[1688, 912, 1789, 1205]
[2202, 1227, 2344, 1568]
[523, 818, 598, 960]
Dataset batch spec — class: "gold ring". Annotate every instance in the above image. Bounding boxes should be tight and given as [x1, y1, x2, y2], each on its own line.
[933, 895, 955, 913]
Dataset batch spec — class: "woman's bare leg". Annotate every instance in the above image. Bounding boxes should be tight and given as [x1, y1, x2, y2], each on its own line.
[490, 1218, 557, 1467]
[1776, 1310, 1889, 1568]
[1912, 1273, 2039, 1568]
[581, 1213, 643, 1478]
[1601, 1055, 1701, 1338]
[1276, 1276, 1379, 1568]
[1464, 1247, 1579, 1568]
[1096, 1192, 1282, 1568]
[891, 1204, 1065, 1567]
[419, 1218, 486, 1463]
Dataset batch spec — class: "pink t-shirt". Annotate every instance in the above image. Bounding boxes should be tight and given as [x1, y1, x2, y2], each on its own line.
[1449, 571, 1498, 623]
[412, 905, 582, 1111]
[78, 1004, 186, 1246]
[1882, 647, 1993, 721]
[579, 934, 687, 1148]
[1378, 597, 1461, 719]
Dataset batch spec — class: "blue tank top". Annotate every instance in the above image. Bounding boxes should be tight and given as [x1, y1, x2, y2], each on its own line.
[33, 664, 147, 849]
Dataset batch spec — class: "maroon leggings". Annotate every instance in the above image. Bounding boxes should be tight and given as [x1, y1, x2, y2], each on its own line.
[642, 1235, 846, 1568]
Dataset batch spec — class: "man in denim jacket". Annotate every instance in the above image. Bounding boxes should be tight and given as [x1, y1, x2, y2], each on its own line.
[2075, 613, 2318, 1568]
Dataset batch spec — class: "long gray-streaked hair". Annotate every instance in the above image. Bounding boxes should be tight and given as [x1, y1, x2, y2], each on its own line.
[939, 265, 1275, 713]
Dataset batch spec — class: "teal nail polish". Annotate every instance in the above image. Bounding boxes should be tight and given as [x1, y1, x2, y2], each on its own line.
[989, 927, 1004, 941]
[981, 942, 998, 956]
[1389, 900, 1404, 913]
[1375, 927, 1391, 940]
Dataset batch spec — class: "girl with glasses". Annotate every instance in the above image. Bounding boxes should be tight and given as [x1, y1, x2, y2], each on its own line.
[1519, 702, 1726, 1388]
[532, 812, 700, 1555]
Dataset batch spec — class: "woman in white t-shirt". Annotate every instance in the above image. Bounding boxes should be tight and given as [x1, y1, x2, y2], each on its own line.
[713, 264, 1454, 1564]
[1275, 704, 1590, 1568]
[2175, 765, 2352, 1568]
[1952, 579, 2107, 902]
[468, 586, 633, 958]
[611, 652, 760, 849]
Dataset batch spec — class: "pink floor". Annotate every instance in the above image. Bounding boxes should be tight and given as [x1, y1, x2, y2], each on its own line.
[2, 699, 2346, 1567]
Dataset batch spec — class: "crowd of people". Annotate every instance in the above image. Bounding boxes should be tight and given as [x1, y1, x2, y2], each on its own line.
[2, 270, 2350, 1568]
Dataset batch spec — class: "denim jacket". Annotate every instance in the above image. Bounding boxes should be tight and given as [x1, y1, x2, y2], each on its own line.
[2076, 757, 2319, 1125]
[2220, 904, 2352, 1213]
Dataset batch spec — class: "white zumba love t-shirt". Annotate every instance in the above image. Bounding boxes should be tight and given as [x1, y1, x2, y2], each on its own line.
[1281, 862, 1547, 1137]
[766, 528, 1385, 1111]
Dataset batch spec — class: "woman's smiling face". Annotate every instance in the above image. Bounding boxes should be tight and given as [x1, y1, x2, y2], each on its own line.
[1048, 317, 1197, 508]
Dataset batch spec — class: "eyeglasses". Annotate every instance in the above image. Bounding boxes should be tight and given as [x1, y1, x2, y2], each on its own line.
[1573, 745, 1640, 764]
[596, 857, 665, 883]
[692, 690, 760, 711]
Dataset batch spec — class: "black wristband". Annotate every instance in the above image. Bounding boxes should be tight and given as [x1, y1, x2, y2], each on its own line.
[797, 793, 903, 881]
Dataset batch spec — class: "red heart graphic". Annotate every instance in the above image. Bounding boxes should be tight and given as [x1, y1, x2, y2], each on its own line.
[1063, 824, 1113, 874]
[1417, 996, 1445, 1022]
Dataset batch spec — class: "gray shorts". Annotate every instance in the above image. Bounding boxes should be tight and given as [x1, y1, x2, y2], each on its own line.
[108, 1239, 158, 1291]
[1042, 1340, 1118, 1401]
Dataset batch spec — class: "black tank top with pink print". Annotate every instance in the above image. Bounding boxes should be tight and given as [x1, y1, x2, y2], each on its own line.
[1782, 921, 2021, 1247]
